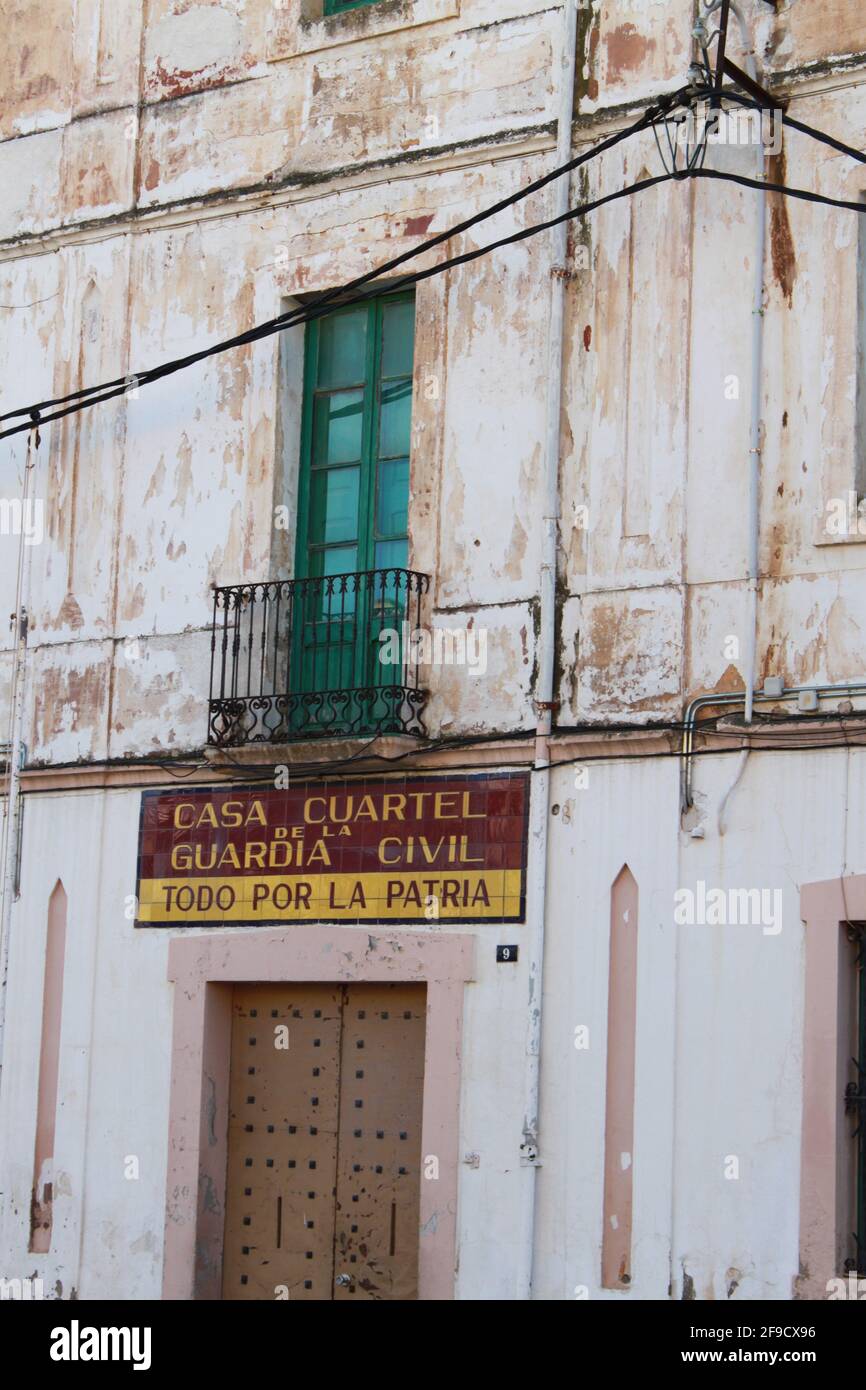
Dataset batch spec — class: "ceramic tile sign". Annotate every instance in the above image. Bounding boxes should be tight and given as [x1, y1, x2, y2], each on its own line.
[135, 772, 529, 925]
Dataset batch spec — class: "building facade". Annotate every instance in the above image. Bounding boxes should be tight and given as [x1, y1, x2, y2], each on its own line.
[1, 0, 865, 1301]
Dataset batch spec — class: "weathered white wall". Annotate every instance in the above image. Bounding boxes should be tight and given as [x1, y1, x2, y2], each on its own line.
[2, 0, 866, 1300]
[3, 2, 865, 753]
[1, 742, 863, 1297]
[0, 788, 170, 1299]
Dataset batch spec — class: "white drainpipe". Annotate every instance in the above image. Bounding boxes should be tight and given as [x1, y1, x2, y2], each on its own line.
[711, 7, 766, 835]
[744, 57, 766, 723]
[705, 0, 766, 725]
[517, 0, 578, 1301]
[0, 428, 38, 1097]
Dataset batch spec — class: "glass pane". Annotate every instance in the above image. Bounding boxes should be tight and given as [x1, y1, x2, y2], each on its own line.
[320, 544, 358, 578]
[317, 309, 367, 388]
[311, 466, 359, 545]
[379, 379, 412, 458]
[309, 545, 358, 620]
[370, 549, 406, 652]
[376, 457, 409, 538]
[381, 299, 415, 378]
[374, 538, 408, 570]
[313, 389, 363, 465]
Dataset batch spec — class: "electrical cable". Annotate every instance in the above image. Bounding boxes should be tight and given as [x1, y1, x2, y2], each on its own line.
[717, 88, 866, 165]
[0, 101, 676, 430]
[0, 76, 862, 444]
[3, 77, 861, 439]
[4, 95, 862, 442]
[28, 698, 855, 796]
[688, 165, 866, 214]
[24, 732, 866, 797]
[42, 703, 866, 784]
[781, 109, 866, 165]
[0, 168, 678, 440]
[7, 147, 862, 444]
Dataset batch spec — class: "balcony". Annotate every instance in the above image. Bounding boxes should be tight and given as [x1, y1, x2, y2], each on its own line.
[207, 567, 430, 747]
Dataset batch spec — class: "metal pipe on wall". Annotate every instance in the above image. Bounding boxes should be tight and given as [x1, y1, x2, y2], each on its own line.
[0, 429, 38, 1099]
[743, 36, 766, 724]
[517, 0, 578, 1301]
[705, 0, 766, 726]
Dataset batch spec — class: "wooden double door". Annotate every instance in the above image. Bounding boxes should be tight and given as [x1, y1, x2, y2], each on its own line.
[221, 982, 426, 1300]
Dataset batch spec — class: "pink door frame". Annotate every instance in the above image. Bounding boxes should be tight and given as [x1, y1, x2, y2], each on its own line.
[161, 926, 475, 1301]
[798, 874, 865, 1298]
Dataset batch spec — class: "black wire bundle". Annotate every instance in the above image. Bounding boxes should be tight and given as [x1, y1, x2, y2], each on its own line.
[5, 77, 862, 441]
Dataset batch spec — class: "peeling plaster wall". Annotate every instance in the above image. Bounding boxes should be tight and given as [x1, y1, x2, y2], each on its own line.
[2, 2, 866, 748]
[2, 0, 866, 1300]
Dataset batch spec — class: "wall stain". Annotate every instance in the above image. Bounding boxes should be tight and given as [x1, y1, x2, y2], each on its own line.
[767, 148, 797, 306]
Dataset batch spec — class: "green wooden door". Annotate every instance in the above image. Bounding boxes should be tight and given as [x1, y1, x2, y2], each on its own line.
[292, 292, 415, 729]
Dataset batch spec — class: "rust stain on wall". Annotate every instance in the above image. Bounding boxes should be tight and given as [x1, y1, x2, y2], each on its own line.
[686, 663, 747, 705]
[768, 0, 866, 71]
[405, 214, 434, 237]
[606, 24, 656, 79]
[504, 514, 529, 581]
[31, 664, 107, 752]
[146, 54, 254, 104]
[55, 593, 85, 632]
[767, 149, 797, 307]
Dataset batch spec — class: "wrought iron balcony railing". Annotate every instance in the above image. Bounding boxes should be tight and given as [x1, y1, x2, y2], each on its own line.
[207, 567, 430, 746]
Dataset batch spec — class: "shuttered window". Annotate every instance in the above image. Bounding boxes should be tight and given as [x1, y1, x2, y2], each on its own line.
[292, 291, 416, 703]
[296, 291, 414, 583]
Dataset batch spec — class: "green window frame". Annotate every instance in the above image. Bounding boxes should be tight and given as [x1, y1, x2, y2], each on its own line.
[324, 1, 383, 16]
[296, 289, 414, 581]
[292, 290, 416, 703]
